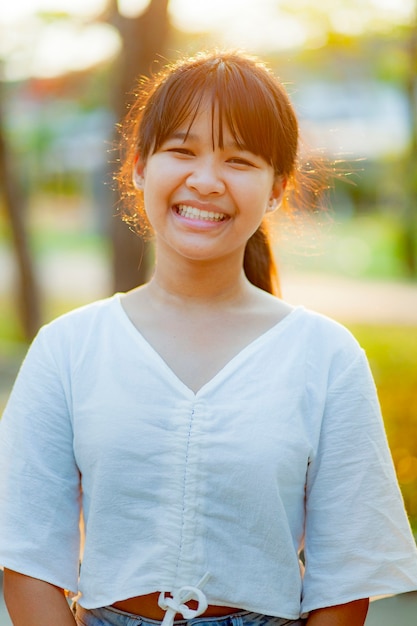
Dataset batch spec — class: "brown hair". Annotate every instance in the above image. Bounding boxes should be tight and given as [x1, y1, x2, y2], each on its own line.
[116, 50, 320, 296]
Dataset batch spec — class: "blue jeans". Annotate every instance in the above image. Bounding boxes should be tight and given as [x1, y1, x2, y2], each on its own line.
[74, 605, 307, 626]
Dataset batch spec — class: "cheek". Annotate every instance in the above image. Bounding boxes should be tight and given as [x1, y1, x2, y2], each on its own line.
[235, 171, 273, 202]
[237, 184, 270, 216]
[145, 161, 185, 198]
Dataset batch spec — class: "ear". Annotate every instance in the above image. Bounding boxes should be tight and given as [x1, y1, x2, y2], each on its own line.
[266, 176, 287, 213]
[132, 154, 145, 191]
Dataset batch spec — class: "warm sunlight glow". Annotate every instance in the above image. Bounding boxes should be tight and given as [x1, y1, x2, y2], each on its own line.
[170, 0, 308, 50]
[0, 0, 415, 78]
[170, 0, 415, 41]
[1, 0, 415, 26]
[0, 0, 105, 22]
[1, 19, 121, 80]
[118, 0, 150, 18]
[371, 0, 416, 21]
[32, 23, 121, 79]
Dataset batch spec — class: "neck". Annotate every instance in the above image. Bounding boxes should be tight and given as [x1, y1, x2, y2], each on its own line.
[148, 255, 253, 308]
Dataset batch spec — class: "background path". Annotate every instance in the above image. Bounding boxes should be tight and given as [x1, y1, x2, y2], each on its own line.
[280, 270, 417, 325]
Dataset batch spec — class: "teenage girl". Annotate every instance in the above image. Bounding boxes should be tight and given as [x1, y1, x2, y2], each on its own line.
[1, 50, 417, 626]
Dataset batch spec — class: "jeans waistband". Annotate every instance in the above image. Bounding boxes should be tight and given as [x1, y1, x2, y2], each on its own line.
[74, 604, 306, 626]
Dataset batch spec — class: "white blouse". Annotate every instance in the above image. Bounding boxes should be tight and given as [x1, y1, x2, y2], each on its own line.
[0, 295, 416, 621]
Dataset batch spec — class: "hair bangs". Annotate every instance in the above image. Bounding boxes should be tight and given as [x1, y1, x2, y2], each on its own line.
[138, 69, 208, 157]
[139, 56, 289, 174]
[214, 64, 284, 170]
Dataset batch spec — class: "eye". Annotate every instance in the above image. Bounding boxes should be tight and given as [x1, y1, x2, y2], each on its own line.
[165, 147, 194, 157]
[172, 148, 192, 154]
[227, 156, 256, 167]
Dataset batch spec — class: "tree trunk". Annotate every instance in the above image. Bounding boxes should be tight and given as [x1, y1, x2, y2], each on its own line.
[108, 0, 171, 292]
[0, 82, 41, 340]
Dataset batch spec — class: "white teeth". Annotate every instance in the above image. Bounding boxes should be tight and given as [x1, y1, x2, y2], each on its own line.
[176, 204, 226, 222]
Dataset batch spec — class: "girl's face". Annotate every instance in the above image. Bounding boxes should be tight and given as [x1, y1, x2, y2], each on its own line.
[135, 107, 284, 267]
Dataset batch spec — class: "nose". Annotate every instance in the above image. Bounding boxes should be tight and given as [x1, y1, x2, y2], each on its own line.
[186, 156, 225, 196]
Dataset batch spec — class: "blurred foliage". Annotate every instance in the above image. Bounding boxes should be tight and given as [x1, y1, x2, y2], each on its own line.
[275, 212, 417, 281]
[348, 323, 417, 532]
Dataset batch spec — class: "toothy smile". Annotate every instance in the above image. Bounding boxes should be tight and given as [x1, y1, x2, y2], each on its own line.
[175, 204, 227, 222]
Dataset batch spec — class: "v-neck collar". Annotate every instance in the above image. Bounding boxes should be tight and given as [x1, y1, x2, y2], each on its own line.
[112, 294, 304, 397]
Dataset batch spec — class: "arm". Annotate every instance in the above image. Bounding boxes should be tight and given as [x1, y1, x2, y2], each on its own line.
[306, 598, 369, 626]
[0, 329, 82, 614]
[3, 569, 76, 626]
[302, 348, 417, 613]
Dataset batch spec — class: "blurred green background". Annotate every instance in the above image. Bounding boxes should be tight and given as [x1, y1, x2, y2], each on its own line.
[0, 0, 417, 540]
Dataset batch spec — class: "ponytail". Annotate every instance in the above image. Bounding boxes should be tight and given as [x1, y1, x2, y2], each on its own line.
[243, 220, 280, 297]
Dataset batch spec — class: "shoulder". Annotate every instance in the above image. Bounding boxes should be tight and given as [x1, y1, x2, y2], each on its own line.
[40, 294, 121, 339]
[254, 288, 360, 357]
[284, 305, 360, 352]
[29, 294, 123, 368]
[282, 306, 369, 387]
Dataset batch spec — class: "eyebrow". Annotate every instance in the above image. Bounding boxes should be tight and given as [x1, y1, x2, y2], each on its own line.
[169, 131, 191, 141]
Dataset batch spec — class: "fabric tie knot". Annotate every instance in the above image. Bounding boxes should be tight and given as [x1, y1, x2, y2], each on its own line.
[158, 573, 210, 626]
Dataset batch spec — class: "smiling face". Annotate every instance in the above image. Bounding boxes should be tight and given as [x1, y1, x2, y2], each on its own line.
[136, 106, 284, 266]
[121, 53, 298, 231]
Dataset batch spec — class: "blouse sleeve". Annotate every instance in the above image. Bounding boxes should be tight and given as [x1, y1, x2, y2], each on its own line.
[302, 349, 417, 614]
[0, 326, 81, 593]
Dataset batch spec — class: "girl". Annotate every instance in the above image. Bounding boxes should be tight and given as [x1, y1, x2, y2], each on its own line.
[1, 50, 417, 626]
